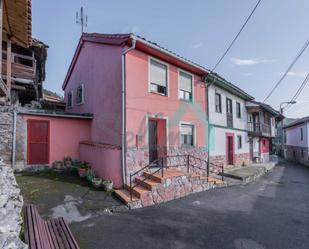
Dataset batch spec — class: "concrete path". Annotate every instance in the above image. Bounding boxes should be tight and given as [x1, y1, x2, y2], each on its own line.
[68, 161, 309, 249]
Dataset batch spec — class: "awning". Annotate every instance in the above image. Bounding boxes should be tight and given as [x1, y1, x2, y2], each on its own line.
[3, 0, 32, 47]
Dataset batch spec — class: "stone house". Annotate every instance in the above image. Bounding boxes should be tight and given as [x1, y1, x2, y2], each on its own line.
[283, 116, 309, 166]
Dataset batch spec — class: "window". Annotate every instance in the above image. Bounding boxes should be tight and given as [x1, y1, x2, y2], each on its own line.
[149, 59, 168, 95]
[180, 124, 194, 146]
[237, 135, 242, 149]
[67, 91, 73, 108]
[215, 93, 222, 113]
[76, 84, 84, 105]
[226, 98, 232, 114]
[301, 148, 305, 158]
[300, 128, 303, 141]
[179, 71, 193, 102]
[236, 102, 241, 118]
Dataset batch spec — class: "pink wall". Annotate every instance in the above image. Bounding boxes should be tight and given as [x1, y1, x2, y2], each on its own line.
[125, 49, 207, 148]
[79, 143, 122, 188]
[63, 41, 123, 146]
[22, 115, 91, 165]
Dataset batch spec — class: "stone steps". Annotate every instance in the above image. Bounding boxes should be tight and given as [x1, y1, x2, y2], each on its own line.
[114, 169, 226, 209]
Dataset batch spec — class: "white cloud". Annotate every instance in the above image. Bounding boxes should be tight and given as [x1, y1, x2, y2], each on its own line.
[231, 57, 275, 66]
[190, 42, 203, 49]
[278, 71, 308, 77]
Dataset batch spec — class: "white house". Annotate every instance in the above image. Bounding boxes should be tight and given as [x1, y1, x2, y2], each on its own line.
[284, 116, 309, 166]
[207, 75, 254, 168]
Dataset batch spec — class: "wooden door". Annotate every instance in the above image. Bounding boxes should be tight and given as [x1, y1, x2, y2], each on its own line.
[27, 120, 49, 164]
[227, 135, 234, 165]
[148, 119, 158, 164]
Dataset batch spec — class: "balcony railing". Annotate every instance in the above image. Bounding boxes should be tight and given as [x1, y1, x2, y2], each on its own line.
[248, 122, 271, 136]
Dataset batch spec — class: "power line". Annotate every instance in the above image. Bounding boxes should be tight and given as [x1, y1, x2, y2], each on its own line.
[263, 37, 309, 103]
[211, 0, 262, 72]
[284, 72, 309, 112]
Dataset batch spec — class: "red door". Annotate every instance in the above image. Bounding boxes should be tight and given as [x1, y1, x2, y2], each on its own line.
[27, 120, 50, 164]
[226, 134, 234, 165]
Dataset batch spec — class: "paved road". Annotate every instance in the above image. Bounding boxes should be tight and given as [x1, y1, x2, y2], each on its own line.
[70, 162, 309, 249]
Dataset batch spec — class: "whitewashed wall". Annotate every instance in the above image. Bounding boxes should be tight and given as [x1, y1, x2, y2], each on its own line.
[286, 122, 309, 148]
[208, 85, 250, 157]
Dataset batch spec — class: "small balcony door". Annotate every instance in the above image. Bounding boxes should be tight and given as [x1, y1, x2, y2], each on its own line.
[226, 98, 233, 128]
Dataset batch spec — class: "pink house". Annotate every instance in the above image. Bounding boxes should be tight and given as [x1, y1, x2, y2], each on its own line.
[62, 33, 210, 189]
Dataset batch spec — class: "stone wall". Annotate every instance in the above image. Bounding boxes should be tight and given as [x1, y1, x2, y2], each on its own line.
[285, 145, 309, 167]
[210, 152, 252, 170]
[126, 146, 208, 181]
[0, 107, 13, 163]
[0, 165, 28, 249]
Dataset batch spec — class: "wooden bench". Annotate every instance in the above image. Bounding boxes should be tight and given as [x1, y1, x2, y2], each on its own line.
[24, 204, 80, 249]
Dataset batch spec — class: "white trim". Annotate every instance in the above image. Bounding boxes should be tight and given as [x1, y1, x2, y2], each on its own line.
[145, 114, 169, 148]
[148, 56, 170, 97]
[177, 68, 194, 103]
[179, 121, 196, 147]
[76, 83, 85, 105]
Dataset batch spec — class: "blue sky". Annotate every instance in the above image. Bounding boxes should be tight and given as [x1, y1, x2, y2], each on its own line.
[32, 0, 309, 118]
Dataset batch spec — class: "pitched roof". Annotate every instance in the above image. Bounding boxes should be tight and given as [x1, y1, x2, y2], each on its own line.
[284, 116, 309, 129]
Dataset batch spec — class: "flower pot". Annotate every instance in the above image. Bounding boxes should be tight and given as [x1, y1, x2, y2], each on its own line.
[78, 168, 87, 178]
[103, 180, 113, 191]
[86, 174, 94, 182]
[52, 161, 63, 173]
[64, 160, 73, 167]
[92, 178, 102, 188]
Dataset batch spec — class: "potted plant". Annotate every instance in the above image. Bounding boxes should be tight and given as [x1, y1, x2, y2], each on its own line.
[92, 178, 102, 188]
[52, 161, 63, 172]
[77, 162, 89, 178]
[86, 168, 96, 182]
[63, 156, 73, 167]
[103, 179, 113, 191]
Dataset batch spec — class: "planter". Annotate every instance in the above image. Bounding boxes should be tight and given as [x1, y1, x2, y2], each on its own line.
[77, 168, 87, 178]
[92, 178, 102, 188]
[64, 160, 73, 167]
[103, 180, 113, 191]
[86, 175, 94, 182]
[52, 161, 63, 172]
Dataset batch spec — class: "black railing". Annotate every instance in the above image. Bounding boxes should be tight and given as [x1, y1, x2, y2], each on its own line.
[129, 154, 224, 201]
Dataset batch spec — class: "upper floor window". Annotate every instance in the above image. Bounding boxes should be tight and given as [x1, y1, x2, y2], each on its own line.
[76, 84, 84, 105]
[300, 128, 303, 141]
[215, 93, 222, 113]
[236, 102, 241, 118]
[179, 71, 193, 102]
[149, 58, 168, 95]
[180, 123, 194, 146]
[226, 98, 233, 114]
[67, 91, 73, 108]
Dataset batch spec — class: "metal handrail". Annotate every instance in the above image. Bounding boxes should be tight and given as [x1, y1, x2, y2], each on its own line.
[129, 154, 224, 200]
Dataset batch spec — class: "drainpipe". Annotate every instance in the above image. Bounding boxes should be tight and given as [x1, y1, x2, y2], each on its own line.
[121, 38, 136, 185]
[12, 109, 17, 168]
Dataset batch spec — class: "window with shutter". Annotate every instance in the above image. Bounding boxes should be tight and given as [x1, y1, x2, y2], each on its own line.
[180, 124, 194, 146]
[179, 71, 193, 102]
[149, 59, 168, 95]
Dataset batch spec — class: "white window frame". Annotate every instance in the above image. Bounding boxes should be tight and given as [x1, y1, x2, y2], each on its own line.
[148, 56, 169, 96]
[236, 102, 241, 119]
[76, 83, 85, 105]
[178, 69, 194, 103]
[179, 121, 196, 147]
[145, 114, 169, 148]
[215, 91, 222, 113]
[67, 90, 73, 108]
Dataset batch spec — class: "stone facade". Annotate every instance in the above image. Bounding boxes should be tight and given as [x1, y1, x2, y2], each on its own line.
[285, 145, 309, 167]
[0, 107, 27, 167]
[126, 146, 208, 181]
[210, 152, 251, 170]
[0, 165, 28, 249]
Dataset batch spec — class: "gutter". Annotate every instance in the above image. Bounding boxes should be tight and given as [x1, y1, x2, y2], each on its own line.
[121, 37, 136, 186]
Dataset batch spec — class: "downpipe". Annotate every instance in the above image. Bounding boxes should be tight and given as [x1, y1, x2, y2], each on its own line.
[121, 38, 136, 186]
[12, 109, 17, 168]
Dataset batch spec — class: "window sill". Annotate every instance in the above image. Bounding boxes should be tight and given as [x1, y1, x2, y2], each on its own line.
[179, 98, 193, 104]
[150, 91, 168, 97]
[76, 102, 84, 106]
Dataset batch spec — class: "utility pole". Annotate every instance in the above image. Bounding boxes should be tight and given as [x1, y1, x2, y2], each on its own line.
[76, 7, 88, 34]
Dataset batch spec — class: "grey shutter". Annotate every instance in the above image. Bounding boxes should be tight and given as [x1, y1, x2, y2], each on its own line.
[150, 59, 167, 87]
[179, 71, 192, 92]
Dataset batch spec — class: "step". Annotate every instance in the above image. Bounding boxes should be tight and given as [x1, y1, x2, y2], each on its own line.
[124, 184, 150, 198]
[143, 171, 164, 183]
[114, 189, 140, 205]
[187, 172, 200, 179]
[135, 176, 160, 190]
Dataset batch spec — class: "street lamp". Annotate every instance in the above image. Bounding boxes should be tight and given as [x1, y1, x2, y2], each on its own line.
[279, 101, 296, 157]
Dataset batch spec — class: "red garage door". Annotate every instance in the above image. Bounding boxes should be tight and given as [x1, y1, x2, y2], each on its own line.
[27, 120, 50, 164]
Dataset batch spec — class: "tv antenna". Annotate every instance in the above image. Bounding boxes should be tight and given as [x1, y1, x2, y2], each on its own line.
[76, 7, 88, 34]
